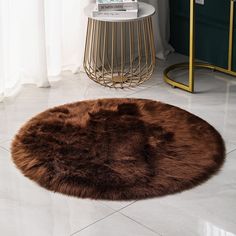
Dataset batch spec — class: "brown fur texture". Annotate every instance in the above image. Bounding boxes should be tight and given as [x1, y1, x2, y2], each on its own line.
[11, 98, 225, 200]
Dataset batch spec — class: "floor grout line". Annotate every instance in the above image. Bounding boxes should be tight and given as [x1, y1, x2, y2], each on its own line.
[70, 201, 138, 236]
[0, 139, 11, 152]
[0, 146, 10, 153]
[70, 211, 117, 236]
[227, 147, 236, 155]
[99, 200, 137, 212]
[119, 212, 163, 236]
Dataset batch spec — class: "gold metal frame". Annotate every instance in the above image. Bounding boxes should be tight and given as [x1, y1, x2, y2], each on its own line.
[84, 17, 156, 88]
[164, 0, 236, 93]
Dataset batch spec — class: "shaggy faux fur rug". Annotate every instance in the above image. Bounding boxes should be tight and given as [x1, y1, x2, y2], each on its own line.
[11, 99, 225, 200]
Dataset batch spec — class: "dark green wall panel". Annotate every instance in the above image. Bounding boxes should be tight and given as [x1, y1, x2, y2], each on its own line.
[170, 0, 235, 70]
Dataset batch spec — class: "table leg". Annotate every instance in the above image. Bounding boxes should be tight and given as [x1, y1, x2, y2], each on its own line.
[228, 0, 235, 71]
[189, 0, 195, 92]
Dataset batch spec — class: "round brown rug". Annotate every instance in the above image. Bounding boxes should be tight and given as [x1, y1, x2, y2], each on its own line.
[11, 98, 225, 200]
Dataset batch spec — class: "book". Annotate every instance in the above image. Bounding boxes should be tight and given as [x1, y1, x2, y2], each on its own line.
[92, 8, 138, 18]
[97, 0, 138, 11]
[97, 0, 137, 3]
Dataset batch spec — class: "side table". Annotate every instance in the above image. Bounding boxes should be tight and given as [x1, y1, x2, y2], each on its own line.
[84, 2, 156, 88]
[164, 0, 236, 93]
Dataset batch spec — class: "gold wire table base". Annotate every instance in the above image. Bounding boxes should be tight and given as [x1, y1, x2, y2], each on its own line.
[164, 0, 236, 93]
[84, 17, 156, 88]
[164, 62, 236, 92]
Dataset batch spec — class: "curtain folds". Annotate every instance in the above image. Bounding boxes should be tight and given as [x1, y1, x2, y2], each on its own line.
[0, 0, 172, 101]
[144, 0, 174, 59]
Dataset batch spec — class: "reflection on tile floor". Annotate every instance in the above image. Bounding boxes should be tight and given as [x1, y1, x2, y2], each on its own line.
[0, 53, 236, 236]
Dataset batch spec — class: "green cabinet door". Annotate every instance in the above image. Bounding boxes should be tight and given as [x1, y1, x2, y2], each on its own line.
[170, 0, 235, 70]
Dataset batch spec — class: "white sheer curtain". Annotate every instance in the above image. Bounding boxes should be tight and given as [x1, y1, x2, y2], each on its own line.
[0, 0, 172, 102]
[0, 0, 91, 101]
[144, 0, 174, 59]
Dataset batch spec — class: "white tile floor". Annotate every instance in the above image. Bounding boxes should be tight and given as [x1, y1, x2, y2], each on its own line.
[0, 53, 236, 236]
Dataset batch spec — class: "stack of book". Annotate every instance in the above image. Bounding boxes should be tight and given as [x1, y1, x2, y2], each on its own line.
[93, 0, 139, 18]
